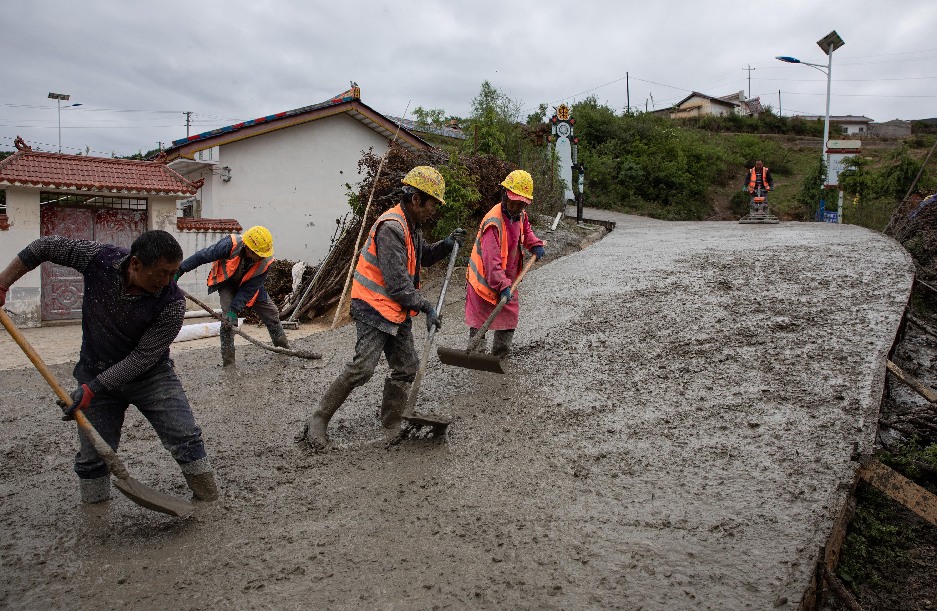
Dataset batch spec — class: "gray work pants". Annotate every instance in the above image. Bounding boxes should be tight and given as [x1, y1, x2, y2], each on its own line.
[333, 320, 420, 390]
[217, 282, 284, 341]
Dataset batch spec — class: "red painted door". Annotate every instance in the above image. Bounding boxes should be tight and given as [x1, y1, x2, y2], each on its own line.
[40, 207, 93, 321]
[40, 207, 148, 321]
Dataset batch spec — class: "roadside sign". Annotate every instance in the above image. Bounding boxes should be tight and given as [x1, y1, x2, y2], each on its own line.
[824, 211, 839, 223]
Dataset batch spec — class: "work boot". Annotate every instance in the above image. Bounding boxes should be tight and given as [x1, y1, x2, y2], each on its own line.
[181, 458, 219, 502]
[468, 327, 488, 354]
[271, 330, 290, 349]
[79, 476, 111, 504]
[380, 379, 410, 429]
[491, 329, 515, 359]
[220, 326, 235, 367]
[301, 377, 355, 451]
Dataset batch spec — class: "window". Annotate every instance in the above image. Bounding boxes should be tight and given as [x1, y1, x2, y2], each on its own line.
[40, 192, 147, 209]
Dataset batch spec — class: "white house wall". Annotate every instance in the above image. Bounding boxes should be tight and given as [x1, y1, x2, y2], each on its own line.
[1, 187, 43, 326]
[208, 113, 389, 265]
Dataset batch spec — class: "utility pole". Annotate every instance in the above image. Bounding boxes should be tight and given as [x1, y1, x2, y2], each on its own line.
[778, 90, 782, 117]
[743, 65, 756, 99]
[184, 111, 192, 137]
[626, 72, 630, 114]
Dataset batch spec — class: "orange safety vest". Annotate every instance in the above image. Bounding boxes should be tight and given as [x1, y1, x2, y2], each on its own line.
[467, 203, 527, 305]
[350, 203, 419, 323]
[748, 167, 770, 191]
[206, 234, 274, 308]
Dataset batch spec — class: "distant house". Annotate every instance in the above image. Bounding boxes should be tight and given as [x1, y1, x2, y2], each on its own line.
[671, 91, 764, 119]
[794, 115, 874, 136]
[161, 86, 431, 267]
[388, 116, 467, 144]
[0, 137, 236, 326]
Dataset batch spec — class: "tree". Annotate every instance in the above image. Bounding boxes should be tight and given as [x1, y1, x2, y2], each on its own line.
[411, 106, 447, 128]
[463, 81, 522, 159]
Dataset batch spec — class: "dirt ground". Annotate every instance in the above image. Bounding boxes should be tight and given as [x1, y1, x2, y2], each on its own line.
[0, 213, 915, 610]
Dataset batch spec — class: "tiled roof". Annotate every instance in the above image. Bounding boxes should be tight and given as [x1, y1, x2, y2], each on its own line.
[0, 147, 201, 195]
[387, 116, 467, 140]
[164, 87, 429, 157]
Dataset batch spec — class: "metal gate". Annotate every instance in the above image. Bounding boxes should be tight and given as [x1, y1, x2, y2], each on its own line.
[40, 206, 147, 321]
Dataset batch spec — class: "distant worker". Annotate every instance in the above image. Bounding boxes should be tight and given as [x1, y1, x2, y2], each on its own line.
[176, 225, 289, 366]
[0, 231, 218, 504]
[745, 160, 774, 194]
[465, 169, 545, 359]
[299, 166, 466, 450]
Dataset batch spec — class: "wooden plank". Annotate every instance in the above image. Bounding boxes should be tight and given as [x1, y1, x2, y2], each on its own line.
[859, 458, 937, 527]
[886, 360, 937, 404]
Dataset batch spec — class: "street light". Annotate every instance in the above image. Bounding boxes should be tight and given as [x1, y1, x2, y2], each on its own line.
[776, 30, 845, 166]
[47, 92, 82, 153]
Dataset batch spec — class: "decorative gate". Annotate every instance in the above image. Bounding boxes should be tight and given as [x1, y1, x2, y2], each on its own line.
[40, 205, 147, 321]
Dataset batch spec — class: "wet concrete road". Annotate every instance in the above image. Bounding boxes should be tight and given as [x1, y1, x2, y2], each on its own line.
[0, 215, 914, 609]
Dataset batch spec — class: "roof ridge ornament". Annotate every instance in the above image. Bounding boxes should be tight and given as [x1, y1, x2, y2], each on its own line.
[14, 136, 32, 152]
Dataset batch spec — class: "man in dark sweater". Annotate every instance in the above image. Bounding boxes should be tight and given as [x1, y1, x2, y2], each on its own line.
[298, 166, 465, 450]
[176, 225, 288, 367]
[0, 230, 218, 504]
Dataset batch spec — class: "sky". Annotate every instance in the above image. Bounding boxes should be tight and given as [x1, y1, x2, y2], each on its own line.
[2, 0, 935, 157]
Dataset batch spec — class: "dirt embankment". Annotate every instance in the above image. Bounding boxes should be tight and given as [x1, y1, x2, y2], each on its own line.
[0, 215, 914, 610]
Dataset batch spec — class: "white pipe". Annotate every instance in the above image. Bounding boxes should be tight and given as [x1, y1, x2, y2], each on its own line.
[183, 309, 221, 319]
[173, 318, 244, 343]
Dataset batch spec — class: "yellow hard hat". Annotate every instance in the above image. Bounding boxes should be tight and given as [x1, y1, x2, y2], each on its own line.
[501, 169, 534, 203]
[401, 166, 446, 205]
[242, 225, 274, 258]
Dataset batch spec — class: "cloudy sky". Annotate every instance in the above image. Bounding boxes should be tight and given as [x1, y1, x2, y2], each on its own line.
[2, 0, 935, 157]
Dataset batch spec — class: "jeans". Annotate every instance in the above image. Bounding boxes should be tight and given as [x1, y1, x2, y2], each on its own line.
[73, 360, 208, 480]
[335, 320, 420, 389]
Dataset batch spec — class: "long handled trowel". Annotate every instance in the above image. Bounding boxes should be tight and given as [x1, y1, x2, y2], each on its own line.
[399, 242, 461, 437]
[436, 252, 539, 374]
[0, 308, 194, 517]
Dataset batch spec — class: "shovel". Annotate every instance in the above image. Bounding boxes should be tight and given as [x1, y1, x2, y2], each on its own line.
[436, 252, 539, 374]
[399, 242, 461, 436]
[0, 308, 194, 518]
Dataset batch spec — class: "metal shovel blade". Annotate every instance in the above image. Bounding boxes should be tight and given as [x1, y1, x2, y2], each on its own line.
[113, 477, 194, 518]
[436, 346, 506, 374]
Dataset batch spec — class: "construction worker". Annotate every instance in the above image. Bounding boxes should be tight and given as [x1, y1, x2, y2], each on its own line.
[0, 230, 218, 504]
[299, 166, 466, 450]
[745, 160, 774, 194]
[465, 169, 545, 358]
[176, 225, 288, 366]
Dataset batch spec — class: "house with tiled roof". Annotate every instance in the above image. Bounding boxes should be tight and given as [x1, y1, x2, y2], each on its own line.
[0, 137, 236, 325]
[670, 91, 764, 119]
[161, 86, 432, 266]
[792, 114, 874, 136]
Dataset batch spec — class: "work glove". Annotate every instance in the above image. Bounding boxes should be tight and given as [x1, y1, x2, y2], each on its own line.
[59, 379, 104, 421]
[532, 245, 545, 261]
[222, 310, 239, 329]
[0, 283, 7, 307]
[445, 228, 467, 249]
[425, 307, 442, 332]
[173, 270, 184, 282]
[499, 287, 513, 303]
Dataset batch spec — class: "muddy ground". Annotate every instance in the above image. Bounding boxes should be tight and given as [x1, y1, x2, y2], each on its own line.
[0, 214, 915, 610]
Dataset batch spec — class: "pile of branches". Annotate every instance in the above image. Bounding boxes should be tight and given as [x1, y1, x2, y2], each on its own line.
[269, 145, 518, 323]
[886, 192, 937, 283]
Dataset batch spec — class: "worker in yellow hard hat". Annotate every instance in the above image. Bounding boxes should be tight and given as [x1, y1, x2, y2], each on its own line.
[176, 225, 289, 366]
[465, 169, 545, 359]
[299, 165, 466, 450]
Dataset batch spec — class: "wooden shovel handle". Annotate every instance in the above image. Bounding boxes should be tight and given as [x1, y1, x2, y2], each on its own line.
[0, 308, 130, 480]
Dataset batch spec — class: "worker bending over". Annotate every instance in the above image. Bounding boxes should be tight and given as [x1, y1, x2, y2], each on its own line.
[176, 225, 288, 366]
[299, 166, 466, 450]
[0, 231, 218, 504]
[465, 169, 545, 358]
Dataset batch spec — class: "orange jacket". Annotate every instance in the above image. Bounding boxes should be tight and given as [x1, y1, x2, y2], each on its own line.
[467, 203, 527, 305]
[350, 204, 419, 323]
[748, 167, 771, 191]
[207, 234, 274, 308]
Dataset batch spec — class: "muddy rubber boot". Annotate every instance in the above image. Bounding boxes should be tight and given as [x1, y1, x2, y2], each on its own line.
[79, 476, 111, 504]
[220, 326, 235, 367]
[380, 379, 410, 429]
[468, 327, 488, 354]
[301, 377, 354, 451]
[271, 328, 290, 349]
[181, 458, 219, 502]
[491, 329, 515, 359]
